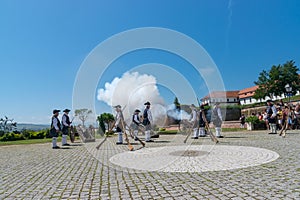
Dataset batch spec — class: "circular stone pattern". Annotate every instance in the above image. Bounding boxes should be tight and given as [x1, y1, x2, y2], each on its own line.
[109, 145, 280, 173]
[169, 150, 208, 157]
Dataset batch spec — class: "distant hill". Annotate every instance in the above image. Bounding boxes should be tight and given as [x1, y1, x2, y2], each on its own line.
[16, 123, 49, 131]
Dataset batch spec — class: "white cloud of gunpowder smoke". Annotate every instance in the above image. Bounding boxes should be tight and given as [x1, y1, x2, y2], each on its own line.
[97, 72, 166, 124]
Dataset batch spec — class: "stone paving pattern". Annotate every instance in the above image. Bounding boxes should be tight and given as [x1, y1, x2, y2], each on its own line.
[1, 130, 300, 199]
[109, 145, 279, 172]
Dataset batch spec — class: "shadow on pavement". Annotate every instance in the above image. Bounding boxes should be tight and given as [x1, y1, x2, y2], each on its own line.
[151, 140, 171, 143]
[70, 143, 83, 146]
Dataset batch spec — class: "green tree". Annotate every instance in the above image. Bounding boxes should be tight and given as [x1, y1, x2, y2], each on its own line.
[174, 97, 181, 110]
[173, 97, 181, 126]
[97, 113, 114, 134]
[281, 60, 300, 96]
[97, 115, 105, 135]
[254, 70, 270, 98]
[0, 116, 17, 136]
[253, 87, 265, 102]
[75, 109, 92, 127]
[254, 60, 299, 99]
[268, 64, 282, 97]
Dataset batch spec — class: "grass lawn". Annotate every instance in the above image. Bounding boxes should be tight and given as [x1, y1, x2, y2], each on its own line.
[157, 130, 178, 135]
[0, 138, 54, 146]
[0, 136, 83, 146]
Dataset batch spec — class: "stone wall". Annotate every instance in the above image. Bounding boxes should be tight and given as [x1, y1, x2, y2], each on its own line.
[222, 108, 241, 121]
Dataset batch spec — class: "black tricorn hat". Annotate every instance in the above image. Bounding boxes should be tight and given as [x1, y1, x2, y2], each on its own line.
[63, 109, 71, 113]
[144, 101, 151, 105]
[134, 109, 141, 113]
[266, 99, 272, 103]
[53, 109, 60, 114]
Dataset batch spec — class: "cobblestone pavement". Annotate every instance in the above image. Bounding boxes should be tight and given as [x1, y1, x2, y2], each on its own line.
[1, 130, 300, 199]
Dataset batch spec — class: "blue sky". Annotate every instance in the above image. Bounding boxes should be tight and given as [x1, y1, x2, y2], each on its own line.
[0, 0, 299, 124]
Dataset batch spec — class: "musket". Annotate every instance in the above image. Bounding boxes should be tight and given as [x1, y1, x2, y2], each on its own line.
[67, 116, 76, 143]
[124, 122, 145, 147]
[197, 98, 218, 144]
[119, 107, 146, 148]
[183, 108, 197, 143]
[120, 112, 134, 151]
[70, 116, 75, 123]
[96, 105, 128, 150]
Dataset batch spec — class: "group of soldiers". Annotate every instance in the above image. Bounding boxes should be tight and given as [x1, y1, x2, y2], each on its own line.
[112, 101, 224, 146]
[113, 101, 154, 144]
[49, 101, 224, 149]
[189, 102, 224, 139]
[50, 109, 72, 149]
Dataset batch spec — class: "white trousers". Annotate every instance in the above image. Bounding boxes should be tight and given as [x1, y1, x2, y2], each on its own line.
[118, 132, 123, 143]
[270, 123, 277, 133]
[62, 134, 67, 145]
[193, 128, 199, 137]
[52, 137, 57, 147]
[145, 130, 151, 141]
[199, 127, 205, 136]
[215, 127, 222, 137]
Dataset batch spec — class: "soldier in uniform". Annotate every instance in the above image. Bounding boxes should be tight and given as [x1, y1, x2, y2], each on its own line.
[131, 109, 141, 141]
[266, 100, 277, 134]
[114, 105, 124, 145]
[190, 104, 199, 139]
[189, 103, 206, 139]
[198, 105, 206, 137]
[61, 109, 71, 146]
[50, 109, 61, 149]
[143, 101, 154, 142]
[212, 103, 223, 138]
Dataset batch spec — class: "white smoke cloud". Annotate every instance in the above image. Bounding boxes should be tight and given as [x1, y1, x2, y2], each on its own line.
[97, 72, 165, 123]
[97, 71, 191, 126]
[166, 104, 191, 121]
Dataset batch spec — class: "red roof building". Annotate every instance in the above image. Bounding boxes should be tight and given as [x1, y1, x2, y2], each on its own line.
[238, 86, 259, 105]
[201, 91, 240, 105]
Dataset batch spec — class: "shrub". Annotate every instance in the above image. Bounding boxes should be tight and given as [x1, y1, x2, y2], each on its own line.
[245, 116, 260, 124]
[45, 129, 52, 138]
[254, 120, 267, 130]
[28, 131, 45, 139]
[0, 133, 25, 141]
[21, 129, 32, 139]
[0, 130, 5, 137]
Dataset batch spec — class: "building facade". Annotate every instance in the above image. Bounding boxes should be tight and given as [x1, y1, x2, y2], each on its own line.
[201, 86, 299, 106]
[201, 91, 240, 105]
